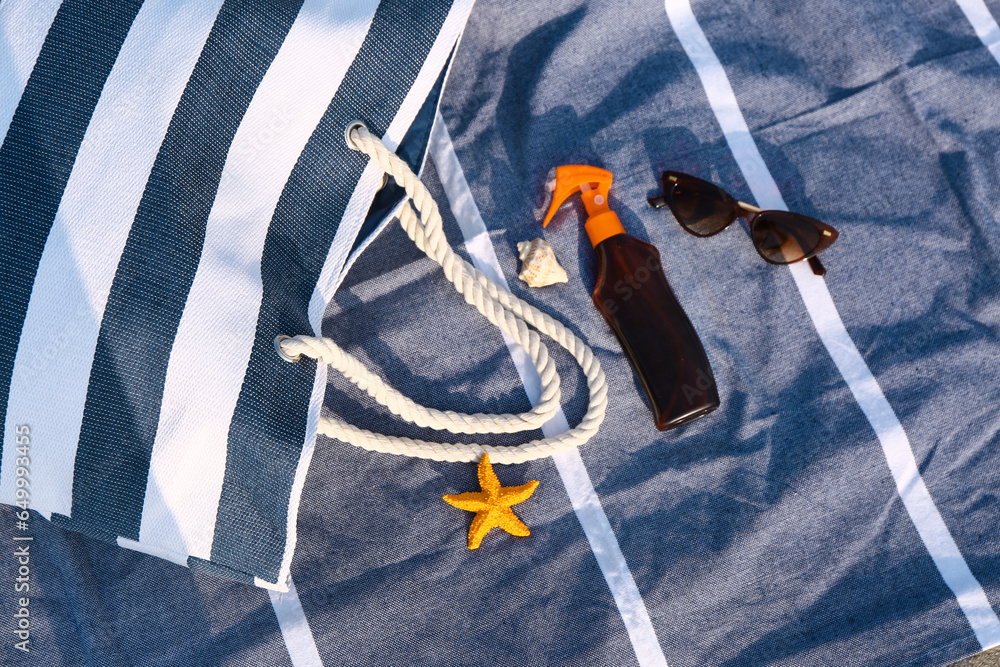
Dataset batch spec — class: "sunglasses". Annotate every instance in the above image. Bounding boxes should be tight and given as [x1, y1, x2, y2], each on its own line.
[648, 171, 839, 276]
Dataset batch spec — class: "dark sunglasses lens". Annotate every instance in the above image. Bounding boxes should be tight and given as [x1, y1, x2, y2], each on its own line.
[752, 211, 823, 264]
[666, 176, 736, 236]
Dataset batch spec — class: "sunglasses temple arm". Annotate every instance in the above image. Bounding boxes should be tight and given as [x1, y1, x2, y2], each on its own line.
[808, 256, 826, 277]
[648, 194, 667, 209]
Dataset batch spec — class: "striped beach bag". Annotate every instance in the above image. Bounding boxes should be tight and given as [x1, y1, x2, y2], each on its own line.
[0, 0, 476, 590]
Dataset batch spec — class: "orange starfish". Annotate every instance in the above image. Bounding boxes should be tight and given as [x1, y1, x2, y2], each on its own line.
[443, 454, 539, 549]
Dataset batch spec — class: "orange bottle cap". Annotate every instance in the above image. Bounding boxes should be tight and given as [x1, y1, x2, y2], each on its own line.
[542, 165, 625, 247]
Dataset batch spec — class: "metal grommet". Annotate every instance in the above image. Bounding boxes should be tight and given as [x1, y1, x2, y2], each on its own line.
[274, 335, 300, 363]
[344, 120, 368, 150]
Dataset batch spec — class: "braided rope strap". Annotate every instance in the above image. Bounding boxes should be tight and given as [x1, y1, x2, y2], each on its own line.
[276, 123, 608, 464]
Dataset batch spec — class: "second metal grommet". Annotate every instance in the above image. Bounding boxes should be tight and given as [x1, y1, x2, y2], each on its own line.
[274, 335, 301, 363]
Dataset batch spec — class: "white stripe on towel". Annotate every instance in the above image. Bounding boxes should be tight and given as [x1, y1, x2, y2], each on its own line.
[0, 0, 224, 518]
[663, 0, 1000, 649]
[140, 0, 380, 560]
[954, 0, 1000, 66]
[430, 113, 670, 667]
[270, 578, 324, 667]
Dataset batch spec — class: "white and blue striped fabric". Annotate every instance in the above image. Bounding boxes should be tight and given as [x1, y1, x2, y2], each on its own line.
[3, 0, 1000, 665]
[0, 0, 474, 591]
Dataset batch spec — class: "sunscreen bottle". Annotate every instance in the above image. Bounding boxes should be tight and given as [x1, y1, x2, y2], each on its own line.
[544, 165, 719, 430]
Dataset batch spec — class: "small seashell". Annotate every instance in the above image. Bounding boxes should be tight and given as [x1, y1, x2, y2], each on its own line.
[517, 238, 569, 288]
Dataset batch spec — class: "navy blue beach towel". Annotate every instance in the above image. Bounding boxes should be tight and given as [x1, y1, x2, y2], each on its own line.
[2, 0, 1000, 665]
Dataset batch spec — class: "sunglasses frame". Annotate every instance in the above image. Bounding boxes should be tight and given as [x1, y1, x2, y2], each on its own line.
[649, 171, 839, 276]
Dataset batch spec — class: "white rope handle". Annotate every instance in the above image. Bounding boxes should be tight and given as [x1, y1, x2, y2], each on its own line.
[276, 123, 607, 463]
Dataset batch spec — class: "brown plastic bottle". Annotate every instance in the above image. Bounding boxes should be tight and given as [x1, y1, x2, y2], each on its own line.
[544, 165, 719, 430]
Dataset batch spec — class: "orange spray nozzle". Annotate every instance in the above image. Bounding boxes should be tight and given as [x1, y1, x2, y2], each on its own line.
[542, 165, 625, 247]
